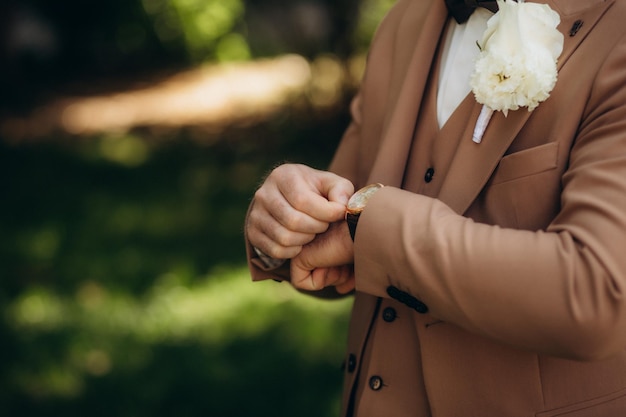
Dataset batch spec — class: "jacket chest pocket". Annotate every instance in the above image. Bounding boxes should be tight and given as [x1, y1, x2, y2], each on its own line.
[474, 142, 562, 230]
[535, 388, 626, 416]
[491, 141, 560, 186]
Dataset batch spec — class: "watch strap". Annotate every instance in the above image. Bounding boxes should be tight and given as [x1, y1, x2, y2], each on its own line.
[346, 212, 360, 241]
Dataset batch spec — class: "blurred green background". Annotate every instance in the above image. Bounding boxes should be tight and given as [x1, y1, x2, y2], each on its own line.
[0, 0, 394, 416]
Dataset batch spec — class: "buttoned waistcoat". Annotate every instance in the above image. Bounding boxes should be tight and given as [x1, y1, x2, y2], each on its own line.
[246, 0, 626, 415]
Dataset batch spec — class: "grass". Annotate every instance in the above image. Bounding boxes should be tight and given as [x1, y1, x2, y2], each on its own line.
[4, 268, 353, 417]
[0, 105, 353, 417]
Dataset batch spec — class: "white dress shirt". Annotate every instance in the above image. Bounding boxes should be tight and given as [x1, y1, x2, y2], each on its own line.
[437, 8, 492, 128]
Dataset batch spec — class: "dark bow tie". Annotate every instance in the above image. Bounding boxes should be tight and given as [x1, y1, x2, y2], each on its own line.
[444, 0, 499, 24]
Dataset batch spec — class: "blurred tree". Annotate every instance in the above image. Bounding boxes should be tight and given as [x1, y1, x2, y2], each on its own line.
[0, 0, 395, 114]
[0, 0, 183, 113]
[244, 0, 360, 59]
[144, 0, 249, 62]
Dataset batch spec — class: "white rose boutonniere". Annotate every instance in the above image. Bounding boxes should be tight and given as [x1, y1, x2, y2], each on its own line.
[470, 0, 564, 143]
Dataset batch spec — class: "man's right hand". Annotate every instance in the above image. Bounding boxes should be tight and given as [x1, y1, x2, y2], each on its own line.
[246, 163, 354, 260]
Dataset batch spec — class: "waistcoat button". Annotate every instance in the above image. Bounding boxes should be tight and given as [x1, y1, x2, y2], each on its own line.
[369, 376, 384, 391]
[347, 354, 357, 373]
[424, 167, 435, 183]
[382, 307, 397, 322]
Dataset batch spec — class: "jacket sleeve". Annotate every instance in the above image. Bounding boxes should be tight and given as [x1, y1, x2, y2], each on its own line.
[353, 33, 626, 361]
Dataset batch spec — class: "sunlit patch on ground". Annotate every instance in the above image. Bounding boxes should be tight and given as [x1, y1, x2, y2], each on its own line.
[1, 54, 365, 143]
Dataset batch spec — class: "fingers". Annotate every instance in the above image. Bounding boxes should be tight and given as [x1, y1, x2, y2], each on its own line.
[247, 163, 356, 292]
[303, 169, 354, 219]
[294, 265, 355, 292]
[335, 277, 356, 294]
[320, 265, 354, 291]
[254, 184, 330, 236]
[247, 164, 354, 259]
[248, 191, 328, 259]
[247, 199, 320, 259]
[272, 164, 353, 224]
[290, 222, 355, 291]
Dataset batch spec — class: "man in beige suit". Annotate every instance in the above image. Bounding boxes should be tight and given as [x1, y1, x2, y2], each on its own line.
[245, 0, 626, 415]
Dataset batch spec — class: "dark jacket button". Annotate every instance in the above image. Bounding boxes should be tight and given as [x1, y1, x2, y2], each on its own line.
[347, 354, 357, 373]
[414, 301, 428, 314]
[369, 375, 384, 391]
[386, 286, 429, 314]
[424, 167, 435, 183]
[382, 307, 397, 322]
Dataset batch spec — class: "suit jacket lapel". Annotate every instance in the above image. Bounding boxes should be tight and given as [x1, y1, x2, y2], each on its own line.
[367, 0, 449, 187]
[437, 0, 614, 215]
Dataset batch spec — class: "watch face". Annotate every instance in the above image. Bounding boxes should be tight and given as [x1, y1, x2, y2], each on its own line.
[346, 183, 383, 214]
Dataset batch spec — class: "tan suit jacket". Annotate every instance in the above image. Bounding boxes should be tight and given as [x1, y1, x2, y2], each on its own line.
[247, 0, 626, 415]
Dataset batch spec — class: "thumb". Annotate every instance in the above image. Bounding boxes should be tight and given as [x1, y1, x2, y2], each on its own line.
[315, 173, 354, 220]
[320, 174, 353, 206]
[290, 253, 316, 291]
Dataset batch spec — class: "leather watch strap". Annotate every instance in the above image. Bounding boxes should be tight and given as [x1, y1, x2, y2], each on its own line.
[346, 212, 360, 241]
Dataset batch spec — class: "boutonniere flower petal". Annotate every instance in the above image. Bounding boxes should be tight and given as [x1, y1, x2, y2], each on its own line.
[470, 0, 564, 143]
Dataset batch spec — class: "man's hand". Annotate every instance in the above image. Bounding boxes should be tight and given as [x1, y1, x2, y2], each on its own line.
[290, 221, 356, 294]
[246, 164, 354, 260]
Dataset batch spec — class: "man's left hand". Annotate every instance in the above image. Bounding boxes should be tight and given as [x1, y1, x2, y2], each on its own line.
[290, 221, 355, 293]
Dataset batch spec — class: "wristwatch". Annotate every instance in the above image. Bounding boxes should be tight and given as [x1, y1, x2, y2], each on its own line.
[345, 183, 384, 241]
